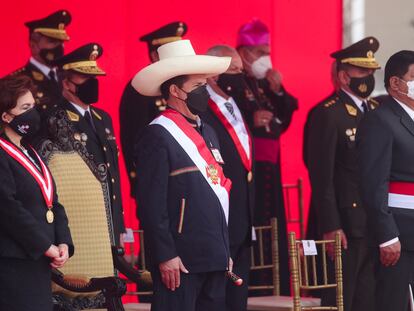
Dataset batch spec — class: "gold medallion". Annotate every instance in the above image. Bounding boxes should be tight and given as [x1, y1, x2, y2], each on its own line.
[247, 171, 253, 182]
[46, 209, 54, 224]
[206, 164, 220, 185]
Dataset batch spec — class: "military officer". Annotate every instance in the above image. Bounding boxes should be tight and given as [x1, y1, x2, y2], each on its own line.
[7, 10, 71, 112]
[46, 43, 125, 245]
[307, 37, 381, 311]
[119, 21, 187, 196]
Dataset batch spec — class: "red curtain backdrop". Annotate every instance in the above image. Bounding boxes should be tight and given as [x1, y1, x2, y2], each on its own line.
[1, 0, 342, 301]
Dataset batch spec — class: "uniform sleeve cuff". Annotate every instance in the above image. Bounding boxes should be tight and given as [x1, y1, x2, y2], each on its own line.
[379, 237, 399, 248]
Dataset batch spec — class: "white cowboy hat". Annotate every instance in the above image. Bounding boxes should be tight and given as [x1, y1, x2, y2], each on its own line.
[131, 39, 231, 96]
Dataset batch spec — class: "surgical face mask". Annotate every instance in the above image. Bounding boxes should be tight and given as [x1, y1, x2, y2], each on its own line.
[251, 55, 273, 80]
[8, 107, 41, 137]
[348, 73, 375, 98]
[39, 44, 64, 66]
[179, 84, 210, 114]
[69, 78, 99, 104]
[399, 78, 414, 100]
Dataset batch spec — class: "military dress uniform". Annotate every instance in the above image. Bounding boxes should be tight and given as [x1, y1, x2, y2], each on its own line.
[307, 37, 381, 311]
[119, 21, 187, 196]
[7, 10, 71, 113]
[43, 43, 125, 244]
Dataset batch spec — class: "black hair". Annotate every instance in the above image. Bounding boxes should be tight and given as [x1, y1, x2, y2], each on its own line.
[160, 75, 188, 100]
[384, 50, 414, 89]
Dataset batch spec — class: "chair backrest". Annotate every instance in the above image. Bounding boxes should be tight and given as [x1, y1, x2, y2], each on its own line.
[283, 178, 305, 238]
[40, 110, 115, 279]
[288, 231, 344, 311]
[248, 217, 280, 296]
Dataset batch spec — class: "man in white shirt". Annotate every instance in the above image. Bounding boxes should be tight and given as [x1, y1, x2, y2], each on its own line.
[358, 50, 414, 311]
[307, 37, 381, 311]
[200, 45, 254, 311]
[7, 10, 71, 111]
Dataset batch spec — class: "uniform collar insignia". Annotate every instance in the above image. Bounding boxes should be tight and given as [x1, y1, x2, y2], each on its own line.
[91, 109, 102, 120]
[32, 70, 44, 81]
[345, 103, 358, 116]
[66, 110, 80, 122]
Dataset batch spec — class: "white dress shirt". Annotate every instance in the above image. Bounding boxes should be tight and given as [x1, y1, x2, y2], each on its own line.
[342, 88, 366, 112]
[29, 57, 58, 81]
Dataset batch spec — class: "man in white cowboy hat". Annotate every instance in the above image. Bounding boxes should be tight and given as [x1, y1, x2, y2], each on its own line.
[132, 39, 232, 310]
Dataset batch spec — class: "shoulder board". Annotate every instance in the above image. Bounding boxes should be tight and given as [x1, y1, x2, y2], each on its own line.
[66, 110, 80, 122]
[9, 66, 27, 76]
[345, 103, 358, 116]
[323, 96, 339, 108]
[91, 109, 102, 120]
[31, 70, 45, 81]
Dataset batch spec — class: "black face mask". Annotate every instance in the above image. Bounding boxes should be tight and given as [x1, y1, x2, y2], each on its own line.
[217, 73, 247, 96]
[39, 45, 64, 66]
[70, 78, 99, 104]
[181, 84, 210, 114]
[348, 74, 375, 98]
[8, 107, 41, 137]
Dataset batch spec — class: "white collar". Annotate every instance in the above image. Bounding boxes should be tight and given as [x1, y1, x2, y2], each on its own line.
[29, 57, 56, 80]
[206, 84, 237, 108]
[393, 97, 414, 120]
[70, 102, 90, 117]
[342, 88, 366, 112]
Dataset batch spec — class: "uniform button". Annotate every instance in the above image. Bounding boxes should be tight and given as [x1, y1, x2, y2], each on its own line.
[103, 146, 107, 151]
[107, 163, 110, 168]
[111, 178, 115, 183]
[352, 203, 357, 208]
[113, 195, 116, 200]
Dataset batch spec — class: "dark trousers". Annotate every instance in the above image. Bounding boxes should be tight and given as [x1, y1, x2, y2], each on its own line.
[226, 243, 251, 311]
[322, 238, 375, 311]
[151, 269, 226, 311]
[375, 250, 414, 311]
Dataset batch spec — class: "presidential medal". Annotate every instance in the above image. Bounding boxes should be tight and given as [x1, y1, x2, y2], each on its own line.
[206, 164, 220, 185]
[46, 209, 54, 223]
[247, 171, 253, 182]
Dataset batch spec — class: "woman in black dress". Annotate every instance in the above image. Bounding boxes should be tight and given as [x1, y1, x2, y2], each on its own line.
[0, 75, 74, 311]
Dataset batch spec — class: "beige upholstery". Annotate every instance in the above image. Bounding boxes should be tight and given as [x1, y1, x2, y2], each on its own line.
[123, 303, 151, 311]
[48, 151, 114, 297]
[247, 296, 320, 311]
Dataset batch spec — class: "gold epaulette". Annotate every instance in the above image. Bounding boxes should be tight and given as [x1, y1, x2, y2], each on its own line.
[323, 96, 339, 108]
[369, 98, 380, 109]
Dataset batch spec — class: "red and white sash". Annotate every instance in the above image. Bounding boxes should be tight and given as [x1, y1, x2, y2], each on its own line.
[208, 98, 252, 172]
[0, 138, 54, 208]
[150, 110, 232, 223]
[388, 181, 414, 210]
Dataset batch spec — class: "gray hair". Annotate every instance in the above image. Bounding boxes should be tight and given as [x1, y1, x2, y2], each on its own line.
[206, 44, 237, 57]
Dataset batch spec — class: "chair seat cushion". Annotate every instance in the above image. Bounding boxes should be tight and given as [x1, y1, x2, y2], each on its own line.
[247, 295, 321, 311]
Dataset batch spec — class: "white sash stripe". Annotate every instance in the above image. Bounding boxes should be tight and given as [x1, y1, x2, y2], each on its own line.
[151, 115, 229, 223]
[0, 140, 53, 202]
[388, 192, 414, 210]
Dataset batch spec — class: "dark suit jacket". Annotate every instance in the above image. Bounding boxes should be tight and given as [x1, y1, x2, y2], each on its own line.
[134, 115, 230, 273]
[357, 95, 414, 250]
[44, 99, 125, 244]
[199, 104, 254, 250]
[307, 90, 379, 237]
[0, 138, 73, 260]
[119, 81, 167, 196]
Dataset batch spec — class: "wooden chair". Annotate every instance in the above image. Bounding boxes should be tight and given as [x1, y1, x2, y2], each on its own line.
[247, 218, 320, 311]
[123, 230, 152, 311]
[283, 178, 305, 238]
[289, 232, 343, 311]
[39, 110, 142, 311]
